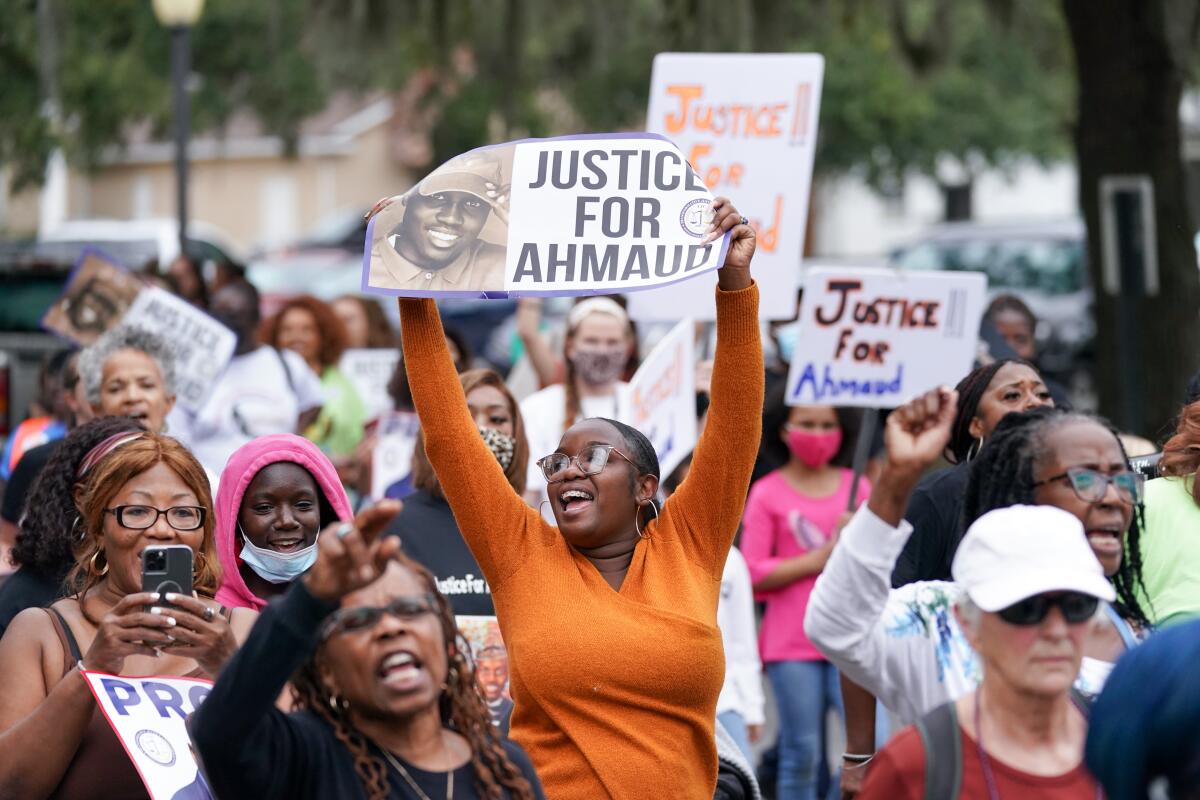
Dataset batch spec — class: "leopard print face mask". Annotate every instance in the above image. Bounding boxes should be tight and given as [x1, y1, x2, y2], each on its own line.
[479, 426, 516, 470]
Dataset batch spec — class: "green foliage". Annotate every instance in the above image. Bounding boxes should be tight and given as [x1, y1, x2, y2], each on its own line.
[0, 0, 1074, 191]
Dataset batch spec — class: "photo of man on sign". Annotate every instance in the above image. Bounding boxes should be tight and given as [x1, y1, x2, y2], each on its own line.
[366, 149, 511, 293]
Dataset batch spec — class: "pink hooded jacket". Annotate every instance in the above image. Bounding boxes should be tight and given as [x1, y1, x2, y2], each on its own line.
[214, 434, 352, 610]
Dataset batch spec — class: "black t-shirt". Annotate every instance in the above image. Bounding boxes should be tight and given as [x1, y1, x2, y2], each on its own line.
[0, 567, 63, 638]
[191, 583, 545, 800]
[0, 439, 61, 524]
[385, 490, 495, 616]
[891, 463, 971, 587]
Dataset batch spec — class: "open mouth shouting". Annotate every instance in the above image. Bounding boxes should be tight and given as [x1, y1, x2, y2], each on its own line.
[558, 487, 595, 517]
[1085, 527, 1123, 558]
[378, 649, 426, 692]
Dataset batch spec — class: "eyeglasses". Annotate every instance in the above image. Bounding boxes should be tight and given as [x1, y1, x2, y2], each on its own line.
[105, 505, 206, 531]
[536, 444, 636, 484]
[1033, 467, 1144, 505]
[996, 591, 1100, 626]
[319, 593, 439, 640]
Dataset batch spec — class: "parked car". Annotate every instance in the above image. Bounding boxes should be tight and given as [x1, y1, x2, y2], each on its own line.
[40, 218, 244, 272]
[890, 219, 1092, 381]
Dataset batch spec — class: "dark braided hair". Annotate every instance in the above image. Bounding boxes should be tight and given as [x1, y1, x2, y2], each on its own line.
[963, 407, 1153, 628]
[947, 358, 1043, 464]
[10, 416, 146, 578]
[291, 553, 536, 800]
[596, 417, 661, 529]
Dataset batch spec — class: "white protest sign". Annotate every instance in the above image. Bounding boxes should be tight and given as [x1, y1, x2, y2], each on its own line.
[339, 348, 401, 421]
[81, 670, 214, 800]
[616, 318, 696, 478]
[785, 267, 987, 408]
[122, 287, 236, 411]
[628, 53, 825, 322]
[361, 134, 729, 299]
[371, 411, 422, 499]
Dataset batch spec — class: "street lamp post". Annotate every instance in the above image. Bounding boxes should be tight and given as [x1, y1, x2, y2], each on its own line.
[152, 0, 204, 264]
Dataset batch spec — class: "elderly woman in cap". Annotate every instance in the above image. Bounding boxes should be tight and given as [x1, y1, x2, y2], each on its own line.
[859, 504, 1111, 798]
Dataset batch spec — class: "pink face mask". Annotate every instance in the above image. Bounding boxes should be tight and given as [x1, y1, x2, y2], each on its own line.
[786, 428, 842, 468]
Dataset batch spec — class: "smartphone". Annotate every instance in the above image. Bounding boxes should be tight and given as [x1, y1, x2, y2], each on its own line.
[142, 545, 194, 607]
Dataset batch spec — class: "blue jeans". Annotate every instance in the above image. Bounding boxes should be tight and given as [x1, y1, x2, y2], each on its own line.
[767, 660, 843, 800]
[718, 709, 755, 763]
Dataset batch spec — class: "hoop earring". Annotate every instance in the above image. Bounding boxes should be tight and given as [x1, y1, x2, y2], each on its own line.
[966, 436, 983, 462]
[634, 501, 659, 540]
[89, 550, 109, 577]
[538, 500, 552, 519]
[440, 664, 460, 691]
[72, 515, 86, 544]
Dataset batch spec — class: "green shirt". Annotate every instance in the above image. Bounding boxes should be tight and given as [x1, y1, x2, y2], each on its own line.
[304, 366, 366, 458]
[1140, 475, 1200, 626]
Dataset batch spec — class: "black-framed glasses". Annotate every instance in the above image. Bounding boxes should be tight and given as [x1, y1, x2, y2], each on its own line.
[536, 444, 636, 484]
[997, 592, 1100, 626]
[105, 505, 206, 531]
[1033, 467, 1144, 504]
[319, 593, 439, 640]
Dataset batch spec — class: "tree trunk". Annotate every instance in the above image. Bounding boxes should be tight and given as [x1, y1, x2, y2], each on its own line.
[1061, 0, 1200, 439]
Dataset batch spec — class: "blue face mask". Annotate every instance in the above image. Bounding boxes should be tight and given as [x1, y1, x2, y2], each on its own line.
[775, 322, 801, 364]
[238, 523, 319, 584]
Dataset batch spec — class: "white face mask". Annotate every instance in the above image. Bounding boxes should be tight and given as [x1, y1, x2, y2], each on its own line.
[238, 523, 319, 584]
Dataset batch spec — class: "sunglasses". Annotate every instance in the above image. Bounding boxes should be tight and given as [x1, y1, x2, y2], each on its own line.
[319, 593, 438, 640]
[1033, 467, 1143, 505]
[996, 591, 1100, 626]
[536, 444, 636, 484]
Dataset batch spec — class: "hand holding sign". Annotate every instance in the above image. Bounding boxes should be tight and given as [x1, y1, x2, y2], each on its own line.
[303, 501, 403, 602]
[708, 197, 755, 292]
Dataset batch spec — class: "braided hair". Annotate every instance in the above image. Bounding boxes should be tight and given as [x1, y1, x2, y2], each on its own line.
[596, 417, 661, 529]
[963, 407, 1153, 628]
[10, 416, 146, 577]
[947, 358, 1042, 464]
[290, 554, 536, 800]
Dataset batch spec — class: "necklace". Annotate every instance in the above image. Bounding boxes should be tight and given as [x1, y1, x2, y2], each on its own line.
[973, 693, 1101, 800]
[378, 746, 454, 800]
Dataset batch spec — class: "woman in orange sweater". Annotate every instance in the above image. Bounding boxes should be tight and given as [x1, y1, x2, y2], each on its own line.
[397, 197, 763, 799]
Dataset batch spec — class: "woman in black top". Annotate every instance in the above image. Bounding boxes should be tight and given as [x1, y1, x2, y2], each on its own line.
[0, 416, 145, 637]
[191, 503, 544, 800]
[890, 358, 1054, 586]
[385, 368, 529, 616]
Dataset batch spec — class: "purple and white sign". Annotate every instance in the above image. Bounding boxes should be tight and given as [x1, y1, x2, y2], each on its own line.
[361, 133, 730, 298]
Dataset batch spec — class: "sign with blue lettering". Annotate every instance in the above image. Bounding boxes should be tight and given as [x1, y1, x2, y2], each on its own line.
[81, 670, 214, 800]
[785, 267, 986, 408]
[362, 134, 729, 298]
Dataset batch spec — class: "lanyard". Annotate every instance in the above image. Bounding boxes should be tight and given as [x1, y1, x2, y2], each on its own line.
[973, 693, 1103, 800]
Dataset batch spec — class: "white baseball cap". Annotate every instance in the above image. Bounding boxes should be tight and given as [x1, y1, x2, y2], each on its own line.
[951, 505, 1116, 612]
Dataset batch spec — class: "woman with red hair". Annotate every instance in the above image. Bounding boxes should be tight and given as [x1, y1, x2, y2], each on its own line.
[261, 295, 367, 458]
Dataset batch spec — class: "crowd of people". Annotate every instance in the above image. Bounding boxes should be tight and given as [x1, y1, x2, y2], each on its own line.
[0, 194, 1199, 800]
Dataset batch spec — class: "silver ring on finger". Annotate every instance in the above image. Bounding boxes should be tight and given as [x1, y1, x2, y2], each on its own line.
[336, 522, 354, 540]
[739, 216, 749, 226]
[203, 606, 215, 622]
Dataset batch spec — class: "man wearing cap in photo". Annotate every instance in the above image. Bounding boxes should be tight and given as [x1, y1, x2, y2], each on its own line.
[858, 505, 1111, 799]
[368, 150, 510, 293]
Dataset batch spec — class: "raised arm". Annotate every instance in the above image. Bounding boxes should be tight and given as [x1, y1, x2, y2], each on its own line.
[398, 298, 544, 583]
[803, 388, 959, 724]
[665, 198, 764, 572]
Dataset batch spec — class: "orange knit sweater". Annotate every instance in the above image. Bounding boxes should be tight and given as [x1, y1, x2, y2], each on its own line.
[399, 283, 764, 800]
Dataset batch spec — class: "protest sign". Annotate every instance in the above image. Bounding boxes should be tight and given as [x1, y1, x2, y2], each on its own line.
[123, 288, 236, 411]
[371, 411, 421, 500]
[457, 615, 512, 731]
[361, 134, 729, 299]
[627, 53, 825, 323]
[42, 249, 143, 344]
[339, 348, 401, 421]
[80, 670, 214, 800]
[616, 318, 696, 478]
[785, 267, 987, 408]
